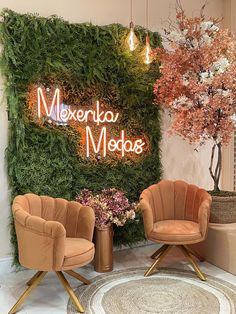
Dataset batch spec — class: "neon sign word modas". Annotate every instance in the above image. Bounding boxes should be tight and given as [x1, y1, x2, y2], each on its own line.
[37, 87, 146, 158]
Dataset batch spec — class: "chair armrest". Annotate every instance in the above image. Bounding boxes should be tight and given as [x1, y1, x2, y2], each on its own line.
[66, 201, 95, 241]
[198, 199, 211, 239]
[138, 199, 154, 238]
[14, 209, 66, 270]
[14, 208, 66, 238]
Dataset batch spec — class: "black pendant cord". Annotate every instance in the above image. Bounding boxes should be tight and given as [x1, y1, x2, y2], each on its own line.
[146, 0, 149, 32]
[131, 0, 133, 23]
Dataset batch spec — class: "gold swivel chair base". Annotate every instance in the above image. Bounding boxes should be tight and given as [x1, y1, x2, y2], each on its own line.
[145, 244, 206, 281]
[8, 270, 90, 314]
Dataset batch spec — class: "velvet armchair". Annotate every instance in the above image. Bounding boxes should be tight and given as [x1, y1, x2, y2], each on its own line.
[139, 180, 212, 281]
[9, 193, 95, 314]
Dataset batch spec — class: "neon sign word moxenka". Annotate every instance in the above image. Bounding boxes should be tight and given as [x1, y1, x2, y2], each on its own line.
[37, 87, 147, 159]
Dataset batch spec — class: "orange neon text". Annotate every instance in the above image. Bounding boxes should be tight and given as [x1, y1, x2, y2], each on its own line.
[37, 87, 146, 158]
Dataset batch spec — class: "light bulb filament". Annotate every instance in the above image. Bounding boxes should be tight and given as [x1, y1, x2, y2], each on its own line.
[126, 21, 139, 51]
[145, 43, 151, 64]
[143, 35, 152, 64]
[128, 28, 136, 51]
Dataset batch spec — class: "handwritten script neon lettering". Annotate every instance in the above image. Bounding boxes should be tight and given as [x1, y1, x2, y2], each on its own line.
[37, 87, 146, 158]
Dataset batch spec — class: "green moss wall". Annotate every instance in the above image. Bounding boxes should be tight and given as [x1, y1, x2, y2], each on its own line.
[0, 9, 162, 264]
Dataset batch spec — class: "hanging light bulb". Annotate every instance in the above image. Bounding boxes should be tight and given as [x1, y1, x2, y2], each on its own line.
[126, 0, 139, 51]
[126, 21, 139, 51]
[143, 34, 153, 64]
[142, 0, 152, 64]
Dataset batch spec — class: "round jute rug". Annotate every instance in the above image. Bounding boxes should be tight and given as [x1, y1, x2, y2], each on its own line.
[67, 267, 236, 314]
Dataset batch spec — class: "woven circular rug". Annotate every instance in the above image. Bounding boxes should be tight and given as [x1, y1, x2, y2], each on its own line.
[67, 267, 236, 314]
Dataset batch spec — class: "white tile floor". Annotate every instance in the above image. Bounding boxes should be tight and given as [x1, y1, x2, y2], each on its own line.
[1, 244, 236, 314]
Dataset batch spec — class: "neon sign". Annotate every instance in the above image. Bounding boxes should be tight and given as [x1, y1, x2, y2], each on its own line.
[37, 88, 120, 125]
[86, 127, 145, 158]
[31, 86, 148, 161]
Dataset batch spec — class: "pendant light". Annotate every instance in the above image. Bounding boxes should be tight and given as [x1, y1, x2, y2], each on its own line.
[143, 0, 153, 64]
[126, 0, 139, 51]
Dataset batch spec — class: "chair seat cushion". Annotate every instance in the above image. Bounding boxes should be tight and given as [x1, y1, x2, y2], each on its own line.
[62, 238, 95, 270]
[149, 220, 202, 244]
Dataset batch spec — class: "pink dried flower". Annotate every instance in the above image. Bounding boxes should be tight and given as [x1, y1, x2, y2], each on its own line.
[76, 188, 136, 228]
[153, 5, 236, 191]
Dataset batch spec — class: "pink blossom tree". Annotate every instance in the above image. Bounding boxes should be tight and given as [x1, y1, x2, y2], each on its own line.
[154, 4, 236, 192]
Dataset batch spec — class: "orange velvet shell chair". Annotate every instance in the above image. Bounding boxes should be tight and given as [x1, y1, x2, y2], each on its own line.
[139, 180, 212, 281]
[9, 193, 95, 314]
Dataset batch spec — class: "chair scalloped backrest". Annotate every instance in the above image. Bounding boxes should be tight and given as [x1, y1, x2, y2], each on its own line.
[140, 180, 211, 223]
[12, 193, 83, 237]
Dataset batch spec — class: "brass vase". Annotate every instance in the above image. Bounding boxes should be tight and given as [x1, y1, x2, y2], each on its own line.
[94, 224, 113, 272]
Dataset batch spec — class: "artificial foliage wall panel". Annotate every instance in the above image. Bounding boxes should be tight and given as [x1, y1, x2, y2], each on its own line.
[0, 9, 162, 264]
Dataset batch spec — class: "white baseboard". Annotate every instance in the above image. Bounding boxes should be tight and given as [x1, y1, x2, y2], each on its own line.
[0, 256, 13, 275]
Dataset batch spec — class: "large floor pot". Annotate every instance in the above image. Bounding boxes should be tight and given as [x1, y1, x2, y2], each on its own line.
[210, 195, 236, 223]
[94, 224, 113, 272]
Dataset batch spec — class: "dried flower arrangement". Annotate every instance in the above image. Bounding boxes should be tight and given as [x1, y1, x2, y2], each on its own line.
[76, 188, 136, 228]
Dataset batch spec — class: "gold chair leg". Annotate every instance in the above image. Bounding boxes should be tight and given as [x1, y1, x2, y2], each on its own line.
[151, 244, 169, 259]
[144, 245, 172, 277]
[56, 271, 84, 313]
[64, 270, 91, 285]
[8, 271, 47, 314]
[27, 271, 44, 286]
[179, 245, 206, 281]
[184, 245, 205, 262]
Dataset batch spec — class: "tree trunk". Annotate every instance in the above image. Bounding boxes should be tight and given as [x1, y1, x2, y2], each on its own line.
[209, 142, 222, 192]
